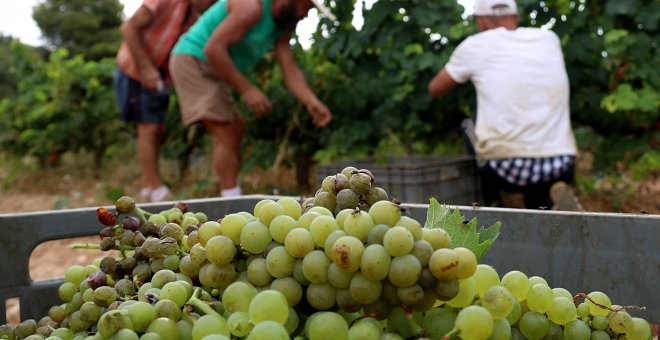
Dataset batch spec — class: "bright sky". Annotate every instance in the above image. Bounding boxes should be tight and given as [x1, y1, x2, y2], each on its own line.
[0, 0, 474, 48]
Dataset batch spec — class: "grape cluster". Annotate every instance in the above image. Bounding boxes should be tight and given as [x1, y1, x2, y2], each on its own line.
[0, 170, 653, 340]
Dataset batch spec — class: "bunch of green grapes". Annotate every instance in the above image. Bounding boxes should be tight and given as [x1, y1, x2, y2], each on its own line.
[307, 167, 389, 215]
[1, 171, 653, 340]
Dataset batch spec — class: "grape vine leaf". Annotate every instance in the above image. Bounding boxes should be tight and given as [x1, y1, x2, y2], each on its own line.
[424, 198, 501, 262]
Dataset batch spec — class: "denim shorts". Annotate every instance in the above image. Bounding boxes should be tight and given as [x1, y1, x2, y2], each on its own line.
[113, 69, 170, 124]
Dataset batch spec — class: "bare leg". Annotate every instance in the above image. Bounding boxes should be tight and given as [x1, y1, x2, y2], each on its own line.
[136, 122, 165, 189]
[202, 117, 245, 191]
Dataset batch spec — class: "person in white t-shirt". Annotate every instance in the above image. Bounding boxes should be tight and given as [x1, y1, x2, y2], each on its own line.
[428, 0, 581, 210]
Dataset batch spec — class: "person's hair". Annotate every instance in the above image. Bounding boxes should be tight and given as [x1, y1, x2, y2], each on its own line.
[273, 1, 301, 31]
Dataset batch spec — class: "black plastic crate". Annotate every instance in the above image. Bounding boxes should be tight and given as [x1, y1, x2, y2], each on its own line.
[316, 155, 481, 205]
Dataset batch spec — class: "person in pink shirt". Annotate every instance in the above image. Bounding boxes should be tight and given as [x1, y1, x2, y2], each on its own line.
[114, 0, 216, 202]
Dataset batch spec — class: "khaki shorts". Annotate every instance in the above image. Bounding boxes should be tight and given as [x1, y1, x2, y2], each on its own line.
[169, 54, 240, 126]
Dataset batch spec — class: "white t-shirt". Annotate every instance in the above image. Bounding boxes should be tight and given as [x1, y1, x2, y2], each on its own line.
[445, 27, 577, 159]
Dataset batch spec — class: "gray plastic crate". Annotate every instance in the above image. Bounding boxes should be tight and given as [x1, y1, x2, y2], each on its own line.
[1, 196, 658, 324]
[316, 155, 480, 205]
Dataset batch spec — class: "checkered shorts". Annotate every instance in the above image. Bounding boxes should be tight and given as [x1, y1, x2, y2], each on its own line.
[487, 155, 575, 186]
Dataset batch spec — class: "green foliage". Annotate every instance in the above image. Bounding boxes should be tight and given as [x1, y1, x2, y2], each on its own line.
[32, 0, 124, 60]
[424, 198, 501, 262]
[0, 34, 19, 99]
[0, 43, 124, 167]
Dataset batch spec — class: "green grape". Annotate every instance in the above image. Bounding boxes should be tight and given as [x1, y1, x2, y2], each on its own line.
[293, 259, 311, 286]
[624, 317, 652, 340]
[324, 230, 348, 258]
[249, 290, 289, 324]
[306, 312, 349, 340]
[480, 285, 514, 319]
[159, 223, 184, 242]
[360, 244, 392, 281]
[314, 191, 337, 211]
[307, 282, 337, 310]
[49, 305, 67, 323]
[162, 255, 180, 271]
[363, 300, 393, 321]
[472, 264, 500, 297]
[433, 278, 459, 301]
[607, 309, 633, 334]
[154, 299, 182, 321]
[336, 288, 362, 312]
[328, 262, 355, 289]
[349, 272, 382, 305]
[395, 216, 423, 241]
[349, 172, 372, 195]
[396, 284, 424, 306]
[298, 211, 321, 229]
[445, 277, 477, 308]
[488, 318, 511, 340]
[506, 298, 522, 325]
[586, 291, 612, 316]
[269, 215, 298, 243]
[309, 215, 340, 247]
[58, 282, 78, 302]
[519, 311, 549, 340]
[330, 236, 364, 272]
[347, 318, 382, 340]
[178, 255, 199, 279]
[151, 269, 177, 289]
[50, 328, 75, 340]
[336, 188, 360, 210]
[218, 213, 248, 244]
[302, 250, 331, 283]
[423, 307, 456, 339]
[562, 319, 591, 340]
[283, 227, 314, 259]
[428, 248, 459, 281]
[341, 166, 358, 179]
[388, 254, 422, 288]
[455, 305, 494, 340]
[277, 197, 303, 220]
[181, 215, 200, 229]
[140, 332, 165, 340]
[501, 270, 529, 301]
[240, 220, 272, 254]
[552, 287, 573, 301]
[67, 311, 90, 332]
[253, 199, 276, 216]
[256, 201, 285, 226]
[410, 239, 434, 267]
[190, 314, 230, 340]
[454, 247, 478, 280]
[266, 246, 296, 278]
[248, 320, 290, 340]
[109, 329, 138, 340]
[383, 226, 414, 257]
[246, 258, 273, 287]
[205, 235, 236, 265]
[270, 277, 303, 307]
[176, 319, 194, 340]
[160, 282, 188, 308]
[368, 201, 401, 227]
[79, 301, 102, 323]
[590, 330, 610, 340]
[422, 227, 452, 250]
[543, 321, 563, 340]
[576, 302, 590, 319]
[592, 314, 609, 331]
[546, 297, 576, 325]
[65, 265, 87, 286]
[343, 210, 375, 242]
[93, 286, 117, 308]
[335, 209, 353, 229]
[97, 309, 133, 339]
[227, 311, 252, 337]
[198, 221, 222, 246]
[198, 262, 236, 289]
[123, 301, 156, 333]
[367, 224, 390, 245]
[527, 283, 554, 313]
[309, 206, 334, 217]
[528, 276, 548, 287]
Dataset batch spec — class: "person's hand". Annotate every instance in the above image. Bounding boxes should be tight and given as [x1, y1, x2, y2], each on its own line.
[305, 98, 332, 127]
[242, 87, 272, 117]
[139, 65, 163, 92]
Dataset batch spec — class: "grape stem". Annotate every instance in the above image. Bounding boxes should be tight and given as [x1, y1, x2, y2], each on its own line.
[71, 243, 135, 252]
[573, 293, 647, 312]
[442, 327, 459, 340]
[185, 288, 222, 318]
[350, 312, 378, 327]
[402, 304, 424, 337]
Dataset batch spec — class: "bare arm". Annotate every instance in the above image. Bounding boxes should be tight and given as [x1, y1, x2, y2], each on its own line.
[204, 0, 272, 115]
[274, 36, 331, 127]
[120, 5, 161, 91]
[428, 68, 459, 98]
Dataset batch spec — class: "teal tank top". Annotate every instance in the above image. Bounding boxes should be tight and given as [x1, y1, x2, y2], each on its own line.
[172, 0, 283, 72]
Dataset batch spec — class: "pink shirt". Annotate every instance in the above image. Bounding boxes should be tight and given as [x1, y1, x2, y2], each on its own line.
[116, 0, 195, 83]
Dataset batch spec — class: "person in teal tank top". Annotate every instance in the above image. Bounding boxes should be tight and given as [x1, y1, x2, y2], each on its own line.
[169, 0, 334, 198]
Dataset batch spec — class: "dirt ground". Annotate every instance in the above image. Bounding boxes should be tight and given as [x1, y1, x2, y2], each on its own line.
[1, 156, 659, 325]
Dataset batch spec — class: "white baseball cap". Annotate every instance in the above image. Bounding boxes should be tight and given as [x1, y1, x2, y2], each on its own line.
[310, 0, 337, 21]
[473, 0, 518, 16]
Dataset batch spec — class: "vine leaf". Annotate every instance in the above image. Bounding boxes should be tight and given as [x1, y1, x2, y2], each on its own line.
[424, 198, 501, 262]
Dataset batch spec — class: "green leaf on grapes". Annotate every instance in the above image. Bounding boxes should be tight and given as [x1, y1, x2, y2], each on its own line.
[424, 198, 500, 262]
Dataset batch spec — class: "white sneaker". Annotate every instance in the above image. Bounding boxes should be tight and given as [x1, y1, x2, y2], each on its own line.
[140, 188, 153, 203]
[151, 185, 172, 202]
